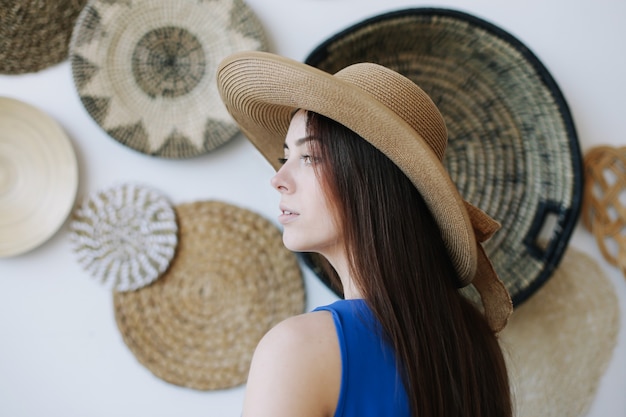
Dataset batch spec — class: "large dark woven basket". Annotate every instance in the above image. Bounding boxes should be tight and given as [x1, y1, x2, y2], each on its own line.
[303, 8, 583, 307]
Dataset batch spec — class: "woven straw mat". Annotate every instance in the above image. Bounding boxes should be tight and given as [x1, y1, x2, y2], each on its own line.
[304, 8, 582, 306]
[69, 0, 268, 158]
[0, 0, 87, 74]
[113, 200, 305, 390]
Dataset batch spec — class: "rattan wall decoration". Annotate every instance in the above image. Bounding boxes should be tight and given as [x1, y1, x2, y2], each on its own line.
[581, 145, 626, 277]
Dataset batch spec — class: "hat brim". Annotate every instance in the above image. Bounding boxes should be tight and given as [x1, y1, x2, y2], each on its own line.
[217, 51, 511, 331]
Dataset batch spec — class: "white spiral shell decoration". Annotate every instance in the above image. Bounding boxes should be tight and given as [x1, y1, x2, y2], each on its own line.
[69, 183, 178, 291]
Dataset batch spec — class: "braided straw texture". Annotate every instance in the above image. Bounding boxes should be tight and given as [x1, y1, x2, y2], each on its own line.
[582, 145, 626, 277]
[113, 200, 305, 390]
[500, 246, 619, 417]
[69, 183, 178, 291]
[0, 0, 87, 74]
[69, 0, 268, 158]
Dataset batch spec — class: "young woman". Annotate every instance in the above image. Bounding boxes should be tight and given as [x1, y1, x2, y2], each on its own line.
[217, 51, 514, 417]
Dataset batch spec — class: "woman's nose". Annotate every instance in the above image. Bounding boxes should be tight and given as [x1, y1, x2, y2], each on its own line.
[271, 166, 290, 193]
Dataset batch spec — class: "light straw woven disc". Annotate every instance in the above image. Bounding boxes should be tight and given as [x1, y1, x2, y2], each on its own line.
[304, 8, 582, 306]
[0, 97, 78, 257]
[69, 183, 178, 291]
[500, 246, 620, 417]
[113, 200, 305, 390]
[0, 0, 87, 74]
[69, 0, 268, 158]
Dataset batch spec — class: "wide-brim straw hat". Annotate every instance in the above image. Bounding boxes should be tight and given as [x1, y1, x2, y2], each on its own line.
[0, 0, 87, 74]
[69, 0, 268, 159]
[217, 51, 512, 332]
[500, 246, 620, 417]
[303, 8, 583, 308]
[113, 200, 305, 390]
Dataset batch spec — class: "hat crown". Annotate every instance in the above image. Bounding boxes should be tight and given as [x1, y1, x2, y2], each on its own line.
[334, 63, 448, 160]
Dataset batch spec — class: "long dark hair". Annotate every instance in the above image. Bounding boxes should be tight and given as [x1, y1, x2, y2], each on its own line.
[305, 111, 512, 417]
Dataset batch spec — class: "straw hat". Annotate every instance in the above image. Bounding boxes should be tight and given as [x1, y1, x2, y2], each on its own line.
[113, 200, 305, 390]
[303, 8, 582, 308]
[0, 97, 78, 257]
[69, 0, 268, 158]
[0, 0, 87, 74]
[69, 183, 178, 291]
[217, 51, 511, 331]
[500, 246, 620, 417]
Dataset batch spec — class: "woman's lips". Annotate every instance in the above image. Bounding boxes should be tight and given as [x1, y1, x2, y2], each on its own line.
[278, 207, 299, 224]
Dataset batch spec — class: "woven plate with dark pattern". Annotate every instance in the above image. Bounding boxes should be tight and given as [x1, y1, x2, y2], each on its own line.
[303, 8, 583, 306]
[69, 0, 268, 158]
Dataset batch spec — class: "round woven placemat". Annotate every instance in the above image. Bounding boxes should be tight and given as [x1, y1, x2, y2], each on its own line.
[69, 0, 268, 158]
[113, 200, 305, 390]
[500, 246, 620, 417]
[304, 8, 582, 306]
[69, 183, 178, 291]
[0, 0, 87, 74]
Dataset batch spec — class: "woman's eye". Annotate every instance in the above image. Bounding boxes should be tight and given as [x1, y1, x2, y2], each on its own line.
[301, 155, 313, 166]
[277, 157, 288, 165]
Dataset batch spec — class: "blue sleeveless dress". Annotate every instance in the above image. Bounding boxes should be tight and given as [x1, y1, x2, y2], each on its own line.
[313, 299, 410, 417]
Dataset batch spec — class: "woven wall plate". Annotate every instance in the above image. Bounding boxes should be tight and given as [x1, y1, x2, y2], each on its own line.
[500, 246, 619, 417]
[69, 183, 178, 292]
[69, 0, 269, 158]
[304, 8, 583, 306]
[0, 97, 78, 257]
[113, 200, 305, 390]
[0, 0, 88, 74]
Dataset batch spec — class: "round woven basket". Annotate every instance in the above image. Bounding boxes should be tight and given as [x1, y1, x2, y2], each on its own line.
[113, 200, 305, 390]
[0, 0, 87, 74]
[69, 0, 269, 158]
[304, 8, 583, 306]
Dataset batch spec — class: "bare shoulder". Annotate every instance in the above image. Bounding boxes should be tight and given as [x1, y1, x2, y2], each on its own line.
[242, 311, 341, 417]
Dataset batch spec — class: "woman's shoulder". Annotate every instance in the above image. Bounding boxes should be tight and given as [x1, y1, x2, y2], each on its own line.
[241, 310, 341, 417]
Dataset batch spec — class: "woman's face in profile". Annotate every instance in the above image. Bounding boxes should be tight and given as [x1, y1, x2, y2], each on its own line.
[270, 110, 341, 258]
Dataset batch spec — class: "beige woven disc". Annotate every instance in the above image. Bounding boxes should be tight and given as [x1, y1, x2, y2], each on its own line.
[500, 246, 620, 417]
[113, 200, 305, 390]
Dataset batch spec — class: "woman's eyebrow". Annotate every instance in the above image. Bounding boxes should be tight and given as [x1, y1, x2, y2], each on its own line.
[283, 136, 320, 150]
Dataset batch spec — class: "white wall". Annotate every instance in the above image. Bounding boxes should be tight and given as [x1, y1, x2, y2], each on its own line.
[1, 0, 625, 416]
